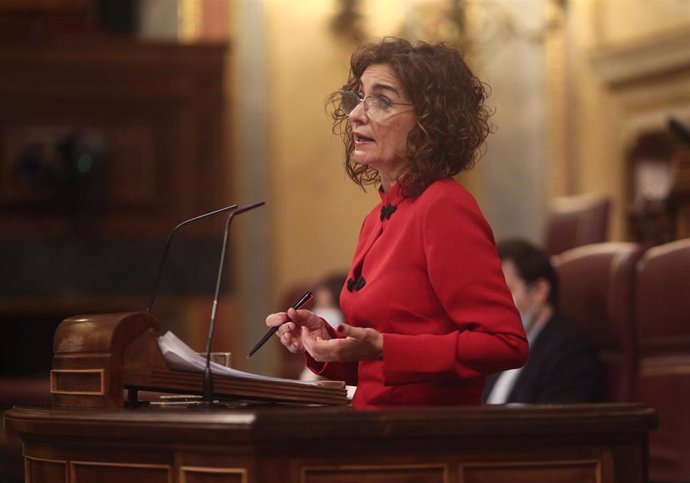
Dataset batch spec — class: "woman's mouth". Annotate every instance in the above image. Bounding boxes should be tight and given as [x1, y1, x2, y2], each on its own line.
[354, 133, 375, 143]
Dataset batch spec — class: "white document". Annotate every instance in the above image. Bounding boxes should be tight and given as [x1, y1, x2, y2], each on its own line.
[157, 330, 324, 386]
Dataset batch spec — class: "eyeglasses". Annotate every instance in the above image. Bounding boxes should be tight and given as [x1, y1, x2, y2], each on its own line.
[338, 90, 413, 121]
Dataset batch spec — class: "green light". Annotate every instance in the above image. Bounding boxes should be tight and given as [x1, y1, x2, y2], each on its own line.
[77, 154, 93, 173]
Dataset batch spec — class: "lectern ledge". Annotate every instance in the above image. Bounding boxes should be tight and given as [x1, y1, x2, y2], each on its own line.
[49, 311, 348, 408]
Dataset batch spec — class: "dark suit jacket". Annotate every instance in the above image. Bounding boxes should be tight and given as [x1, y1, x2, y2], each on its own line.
[482, 312, 604, 403]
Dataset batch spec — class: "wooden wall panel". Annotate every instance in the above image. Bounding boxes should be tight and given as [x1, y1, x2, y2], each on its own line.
[70, 461, 170, 483]
[301, 464, 448, 483]
[460, 461, 600, 483]
[0, 40, 228, 237]
[0, 39, 231, 407]
[26, 456, 67, 483]
[180, 466, 247, 483]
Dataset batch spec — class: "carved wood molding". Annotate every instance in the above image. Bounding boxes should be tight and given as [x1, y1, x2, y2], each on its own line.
[588, 25, 690, 245]
[589, 26, 690, 86]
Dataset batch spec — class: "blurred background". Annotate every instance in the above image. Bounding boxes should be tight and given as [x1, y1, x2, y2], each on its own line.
[1, 0, 689, 381]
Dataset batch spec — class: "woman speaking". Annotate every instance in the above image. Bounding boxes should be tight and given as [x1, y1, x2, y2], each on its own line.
[266, 37, 528, 409]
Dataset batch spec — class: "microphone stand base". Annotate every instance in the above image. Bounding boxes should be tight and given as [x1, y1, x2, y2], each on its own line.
[187, 400, 230, 410]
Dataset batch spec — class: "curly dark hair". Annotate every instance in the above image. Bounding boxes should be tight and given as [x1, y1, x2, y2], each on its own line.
[328, 37, 494, 198]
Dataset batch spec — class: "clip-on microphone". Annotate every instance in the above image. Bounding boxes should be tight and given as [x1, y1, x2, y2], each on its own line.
[198, 200, 266, 409]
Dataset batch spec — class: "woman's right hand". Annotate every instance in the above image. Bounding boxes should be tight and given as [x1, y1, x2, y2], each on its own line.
[266, 308, 331, 353]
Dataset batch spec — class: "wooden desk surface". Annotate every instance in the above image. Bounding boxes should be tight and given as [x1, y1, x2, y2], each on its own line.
[5, 403, 657, 483]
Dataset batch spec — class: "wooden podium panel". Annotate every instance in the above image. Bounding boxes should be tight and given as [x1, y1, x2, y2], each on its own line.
[49, 312, 348, 408]
[5, 403, 656, 483]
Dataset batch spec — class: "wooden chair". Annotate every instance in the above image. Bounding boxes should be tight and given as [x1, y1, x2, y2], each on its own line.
[553, 242, 645, 402]
[634, 238, 690, 482]
[545, 194, 611, 256]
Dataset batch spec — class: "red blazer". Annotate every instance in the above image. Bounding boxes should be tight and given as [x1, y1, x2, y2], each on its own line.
[308, 178, 528, 409]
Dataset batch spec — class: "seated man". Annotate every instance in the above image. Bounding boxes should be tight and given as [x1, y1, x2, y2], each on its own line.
[482, 238, 603, 404]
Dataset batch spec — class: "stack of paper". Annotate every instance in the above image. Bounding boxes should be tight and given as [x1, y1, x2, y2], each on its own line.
[157, 330, 334, 387]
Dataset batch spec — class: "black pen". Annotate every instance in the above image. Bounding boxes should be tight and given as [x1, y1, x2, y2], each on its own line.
[247, 290, 314, 358]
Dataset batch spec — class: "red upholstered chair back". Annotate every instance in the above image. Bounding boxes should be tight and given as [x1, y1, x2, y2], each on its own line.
[553, 242, 644, 402]
[634, 238, 690, 482]
[545, 194, 611, 256]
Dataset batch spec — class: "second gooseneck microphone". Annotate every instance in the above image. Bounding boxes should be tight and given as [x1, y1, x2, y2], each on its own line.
[200, 201, 266, 408]
[146, 204, 239, 314]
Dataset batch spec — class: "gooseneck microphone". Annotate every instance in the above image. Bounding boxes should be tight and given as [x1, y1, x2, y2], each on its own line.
[200, 200, 266, 408]
[146, 204, 239, 314]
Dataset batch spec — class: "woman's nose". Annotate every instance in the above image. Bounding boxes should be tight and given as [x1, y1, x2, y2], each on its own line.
[348, 99, 367, 123]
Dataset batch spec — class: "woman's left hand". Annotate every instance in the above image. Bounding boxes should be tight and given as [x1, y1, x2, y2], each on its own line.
[301, 323, 383, 362]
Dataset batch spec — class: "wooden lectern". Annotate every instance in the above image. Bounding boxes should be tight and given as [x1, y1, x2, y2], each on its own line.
[4, 313, 658, 483]
[49, 312, 348, 408]
[6, 403, 656, 483]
